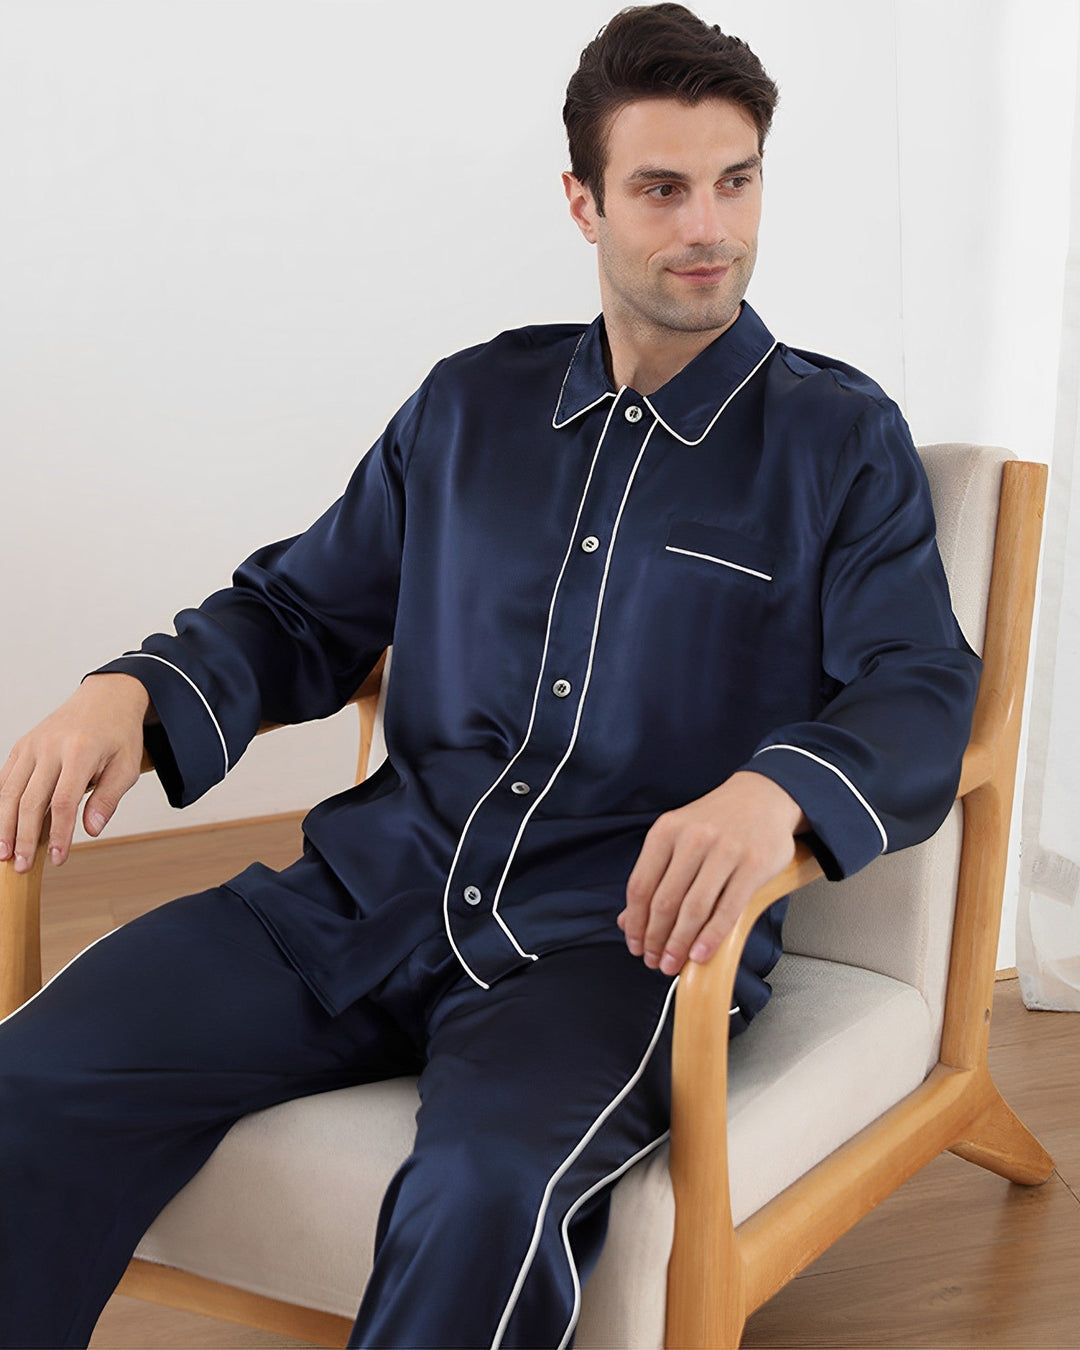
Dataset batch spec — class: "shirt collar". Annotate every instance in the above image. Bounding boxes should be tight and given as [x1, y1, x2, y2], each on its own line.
[552, 301, 778, 446]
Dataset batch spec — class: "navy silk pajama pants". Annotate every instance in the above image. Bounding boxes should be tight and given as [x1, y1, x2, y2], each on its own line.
[0, 883, 676, 1349]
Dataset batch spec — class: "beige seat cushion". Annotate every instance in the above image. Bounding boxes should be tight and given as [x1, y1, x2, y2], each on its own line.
[136, 954, 931, 1345]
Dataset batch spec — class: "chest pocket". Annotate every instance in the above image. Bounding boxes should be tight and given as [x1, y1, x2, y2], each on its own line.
[664, 520, 775, 583]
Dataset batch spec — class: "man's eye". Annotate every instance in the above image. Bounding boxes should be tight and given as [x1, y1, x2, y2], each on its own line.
[646, 183, 679, 200]
[721, 175, 751, 192]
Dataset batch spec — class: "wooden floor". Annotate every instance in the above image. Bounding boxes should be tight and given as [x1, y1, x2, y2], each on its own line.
[32, 817, 1080, 1349]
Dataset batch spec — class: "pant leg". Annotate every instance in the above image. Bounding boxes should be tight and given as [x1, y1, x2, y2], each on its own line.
[0, 887, 422, 1350]
[351, 942, 677, 1350]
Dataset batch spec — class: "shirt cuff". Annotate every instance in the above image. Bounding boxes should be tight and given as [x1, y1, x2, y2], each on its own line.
[745, 742, 887, 880]
[89, 653, 231, 807]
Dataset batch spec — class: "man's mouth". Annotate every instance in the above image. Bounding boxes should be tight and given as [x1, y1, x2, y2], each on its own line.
[668, 264, 731, 284]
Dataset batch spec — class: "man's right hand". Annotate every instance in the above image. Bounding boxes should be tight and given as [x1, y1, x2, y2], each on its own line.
[0, 673, 150, 873]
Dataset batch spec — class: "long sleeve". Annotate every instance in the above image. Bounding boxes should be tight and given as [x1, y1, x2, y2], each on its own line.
[93, 372, 432, 808]
[745, 401, 981, 879]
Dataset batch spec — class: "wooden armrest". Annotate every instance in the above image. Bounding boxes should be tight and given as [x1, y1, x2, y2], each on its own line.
[666, 841, 823, 1337]
[0, 832, 47, 1017]
[674, 844, 823, 1033]
[668, 734, 987, 1213]
[671, 733, 985, 1050]
[666, 735, 990, 1330]
[670, 842, 823, 1166]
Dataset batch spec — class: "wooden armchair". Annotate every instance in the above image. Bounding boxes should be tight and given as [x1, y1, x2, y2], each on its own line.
[0, 446, 1052, 1348]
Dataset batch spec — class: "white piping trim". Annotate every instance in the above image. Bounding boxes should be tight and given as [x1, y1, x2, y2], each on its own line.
[0, 927, 119, 1030]
[552, 332, 616, 429]
[489, 417, 659, 920]
[753, 743, 889, 852]
[644, 341, 777, 447]
[664, 544, 772, 582]
[119, 652, 230, 780]
[556, 1130, 671, 1350]
[490, 975, 679, 1350]
[441, 396, 624, 985]
[492, 910, 539, 963]
[553, 390, 616, 429]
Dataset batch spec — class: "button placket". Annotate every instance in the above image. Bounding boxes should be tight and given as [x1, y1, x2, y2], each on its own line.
[443, 397, 655, 984]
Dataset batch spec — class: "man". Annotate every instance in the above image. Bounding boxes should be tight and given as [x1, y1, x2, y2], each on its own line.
[0, 5, 980, 1347]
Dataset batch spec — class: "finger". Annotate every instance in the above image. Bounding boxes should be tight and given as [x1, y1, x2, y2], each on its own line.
[686, 863, 767, 965]
[657, 854, 738, 974]
[640, 846, 709, 970]
[12, 762, 62, 874]
[0, 748, 32, 862]
[623, 819, 677, 956]
[83, 754, 140, 838]
[47, 759, 98, 866]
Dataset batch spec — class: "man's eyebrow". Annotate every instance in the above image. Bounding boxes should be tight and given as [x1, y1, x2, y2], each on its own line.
[626, 166, 693, 185]
[625, 154, 762, 184]
[721, 155, 763, 176]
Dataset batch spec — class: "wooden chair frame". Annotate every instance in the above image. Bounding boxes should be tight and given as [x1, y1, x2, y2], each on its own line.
[0, 460, 1052, 1348]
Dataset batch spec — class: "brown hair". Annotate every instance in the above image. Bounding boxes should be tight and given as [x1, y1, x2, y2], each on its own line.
[563, 4, 779, 213]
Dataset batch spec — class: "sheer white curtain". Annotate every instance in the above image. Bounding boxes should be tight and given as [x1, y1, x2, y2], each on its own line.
[1018, 33, 1080, 1011]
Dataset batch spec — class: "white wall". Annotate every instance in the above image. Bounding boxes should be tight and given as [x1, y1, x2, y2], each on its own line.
[2, 1, 1077, 963]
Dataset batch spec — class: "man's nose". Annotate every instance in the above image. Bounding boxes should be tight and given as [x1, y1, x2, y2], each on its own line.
[679, 190, 727, 248]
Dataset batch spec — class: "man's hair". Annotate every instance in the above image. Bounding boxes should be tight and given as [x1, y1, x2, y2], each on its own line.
[563, 4, 779, 214]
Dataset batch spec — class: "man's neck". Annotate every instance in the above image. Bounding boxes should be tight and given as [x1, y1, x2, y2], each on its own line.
[602, 305, 741, 397]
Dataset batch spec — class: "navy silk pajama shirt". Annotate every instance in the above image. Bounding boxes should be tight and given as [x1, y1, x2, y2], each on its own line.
[97, 301, 980, 1025]
[0, 300, 983, 1350]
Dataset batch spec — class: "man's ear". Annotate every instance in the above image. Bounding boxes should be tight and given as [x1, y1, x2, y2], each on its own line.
[563, 172, 599, 244]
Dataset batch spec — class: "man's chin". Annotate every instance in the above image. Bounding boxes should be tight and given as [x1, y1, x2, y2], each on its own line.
[648, 277, 748, 335]
[656, 299, 744, 337]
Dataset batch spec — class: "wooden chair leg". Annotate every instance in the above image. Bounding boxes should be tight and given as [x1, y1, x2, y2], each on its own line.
[949, 1080, 1054, 1185]
[665, 1291, 746, 1350]
[665, 1237, 747, 1349]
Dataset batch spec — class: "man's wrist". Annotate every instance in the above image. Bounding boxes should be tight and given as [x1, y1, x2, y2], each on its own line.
[82, 671, 155, 724]
[738, 769, 809, 835]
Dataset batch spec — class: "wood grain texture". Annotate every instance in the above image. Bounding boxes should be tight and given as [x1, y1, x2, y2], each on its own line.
[0, 819, 44, 1015]
[113, 1261, 351, 1347]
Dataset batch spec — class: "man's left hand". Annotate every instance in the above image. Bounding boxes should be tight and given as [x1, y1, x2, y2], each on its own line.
[620, 771, 808, 976]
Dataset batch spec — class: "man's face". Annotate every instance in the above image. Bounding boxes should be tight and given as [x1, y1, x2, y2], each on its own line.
[566, 97, 763, 342]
